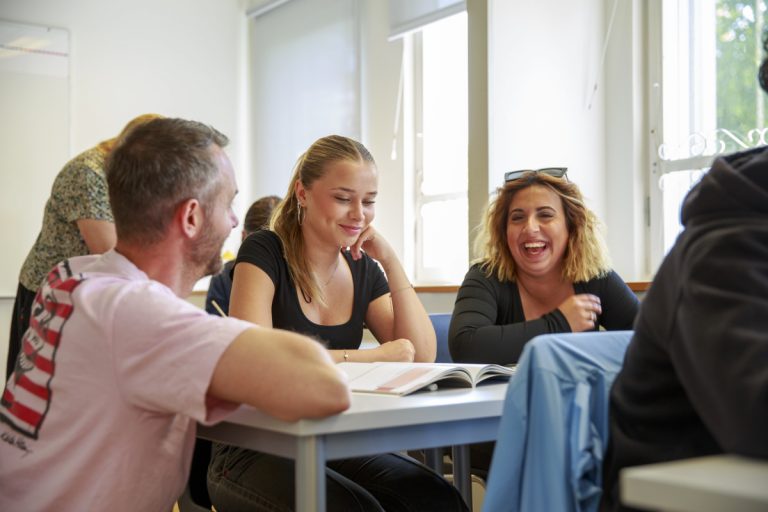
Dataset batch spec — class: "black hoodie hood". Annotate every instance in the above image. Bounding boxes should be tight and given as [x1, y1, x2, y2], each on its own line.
[681, 146, 768, 227]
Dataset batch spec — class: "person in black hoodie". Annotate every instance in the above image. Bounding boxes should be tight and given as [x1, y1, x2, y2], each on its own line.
[601, 40, 768, 511]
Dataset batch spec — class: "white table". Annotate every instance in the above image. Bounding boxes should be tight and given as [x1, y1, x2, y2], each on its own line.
[198, 383, 508, 512]
[621, 455, 768, 512]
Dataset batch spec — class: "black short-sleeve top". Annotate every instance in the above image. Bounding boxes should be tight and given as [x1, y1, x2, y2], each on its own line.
[449, 264, 639, 365]
[234, 230, 390, 349]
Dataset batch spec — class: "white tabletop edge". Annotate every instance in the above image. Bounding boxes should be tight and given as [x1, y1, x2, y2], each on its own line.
[621, 455, 768, 511]
[211, 383, 509, 437]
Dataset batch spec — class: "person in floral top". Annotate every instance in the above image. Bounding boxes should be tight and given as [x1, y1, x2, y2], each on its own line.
[6, 113, 160, 378]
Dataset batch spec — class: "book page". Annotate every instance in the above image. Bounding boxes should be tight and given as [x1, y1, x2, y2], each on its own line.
[338, 362, 471, 395]
[474, 364, 517, 384]
[433, 363, 516, 384]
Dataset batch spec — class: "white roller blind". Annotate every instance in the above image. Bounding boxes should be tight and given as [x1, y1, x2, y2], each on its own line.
[388, 0, 466, 40]
[248, 0, 359, 199]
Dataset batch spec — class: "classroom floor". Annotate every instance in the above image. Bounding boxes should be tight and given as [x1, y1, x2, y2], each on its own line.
[173, 488, 482, 512]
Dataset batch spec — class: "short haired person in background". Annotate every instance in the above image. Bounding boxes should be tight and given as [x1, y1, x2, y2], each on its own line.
[5, 113, 161, 379]
[449, 169, 640, 475]
[0, 118, 350, 511]
[600, 41, 768, 512]
[205, 195, 281, 316]
[207, 135, 466, 512]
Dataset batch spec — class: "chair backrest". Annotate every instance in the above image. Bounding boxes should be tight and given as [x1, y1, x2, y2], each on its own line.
[429, 313, 453, 363]
[482, 331, 633, 512]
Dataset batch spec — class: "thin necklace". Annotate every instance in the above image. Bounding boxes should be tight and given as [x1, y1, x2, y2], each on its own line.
[322, 256, 340, 286]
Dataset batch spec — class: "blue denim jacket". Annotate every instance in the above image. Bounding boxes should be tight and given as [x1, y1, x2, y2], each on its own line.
[483, 331, 632, 512]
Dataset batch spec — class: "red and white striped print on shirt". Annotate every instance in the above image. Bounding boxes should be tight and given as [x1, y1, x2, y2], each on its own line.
[1, 260, 84, 439]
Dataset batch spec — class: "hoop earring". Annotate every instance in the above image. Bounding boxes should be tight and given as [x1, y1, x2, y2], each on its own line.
[297, 203, 304, 226]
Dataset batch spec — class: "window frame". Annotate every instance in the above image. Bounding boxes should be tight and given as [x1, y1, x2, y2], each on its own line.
[646, 0, 767, 269]
[407, 20, 469, 285]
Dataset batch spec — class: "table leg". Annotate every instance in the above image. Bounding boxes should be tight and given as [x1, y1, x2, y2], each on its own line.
[452, 444, 472, 507]
[296, 435, 325, 512]
[425, 447, 444, 474]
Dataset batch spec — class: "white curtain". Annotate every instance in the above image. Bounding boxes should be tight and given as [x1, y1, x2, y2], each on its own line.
[388, 0, 465, 40]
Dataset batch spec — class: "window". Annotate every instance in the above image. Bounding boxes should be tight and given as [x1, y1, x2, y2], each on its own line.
[650, 0, 767, 265]
[408, 12, 468, 284]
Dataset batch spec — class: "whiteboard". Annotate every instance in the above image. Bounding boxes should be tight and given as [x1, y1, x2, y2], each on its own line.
[0, 20, 69, 297]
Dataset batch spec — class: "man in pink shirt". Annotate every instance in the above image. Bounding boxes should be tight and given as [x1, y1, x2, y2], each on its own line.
[0, 118, 350, 511]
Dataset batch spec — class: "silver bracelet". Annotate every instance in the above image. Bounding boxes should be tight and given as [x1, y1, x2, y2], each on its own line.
[390, 283, 413, 296]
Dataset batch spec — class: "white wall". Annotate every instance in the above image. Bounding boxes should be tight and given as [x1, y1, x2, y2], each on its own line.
[1, 0, 246, 156]
[489, 0, 606, 216]
[0, 0, 247, 374]
[0, 63, 69, 297]
[359, 1, 407, 261]
[488, 0, 648, 281]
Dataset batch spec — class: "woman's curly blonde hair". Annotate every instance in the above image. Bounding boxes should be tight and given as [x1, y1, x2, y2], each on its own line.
[473, 172, 610, 283]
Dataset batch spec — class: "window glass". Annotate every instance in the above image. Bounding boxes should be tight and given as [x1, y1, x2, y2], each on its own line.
[656, 0, 767, 255]
[413, 12, 468, 283]
[421, 13, 468, 197]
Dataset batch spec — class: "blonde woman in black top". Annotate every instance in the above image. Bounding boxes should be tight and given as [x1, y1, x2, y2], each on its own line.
[208, 135, 465, 512]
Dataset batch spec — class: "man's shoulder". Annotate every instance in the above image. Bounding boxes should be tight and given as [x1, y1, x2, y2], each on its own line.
[67, 252, 183, 312]
[70, 251, 146, 281]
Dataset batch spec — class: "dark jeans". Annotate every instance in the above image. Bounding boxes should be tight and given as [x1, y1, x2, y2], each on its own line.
[6, 283, 36, 379]
[208, 444, 468, 512]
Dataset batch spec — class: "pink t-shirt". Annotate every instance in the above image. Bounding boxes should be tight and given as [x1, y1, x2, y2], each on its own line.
[0, 250, 252, 511]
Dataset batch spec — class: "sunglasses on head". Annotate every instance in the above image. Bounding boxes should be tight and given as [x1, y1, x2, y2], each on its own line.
[504, 167, 568, 182]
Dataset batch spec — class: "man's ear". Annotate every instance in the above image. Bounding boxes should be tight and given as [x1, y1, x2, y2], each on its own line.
[178, 198, 204, 239]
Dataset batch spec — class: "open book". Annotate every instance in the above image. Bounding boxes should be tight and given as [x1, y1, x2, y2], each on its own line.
[338, 362, 516, 396]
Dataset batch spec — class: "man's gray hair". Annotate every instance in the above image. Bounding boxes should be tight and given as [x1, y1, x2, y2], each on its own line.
[106, 118, 229, 244]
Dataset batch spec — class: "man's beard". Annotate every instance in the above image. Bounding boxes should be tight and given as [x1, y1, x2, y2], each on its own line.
[189, 219, 226, 279]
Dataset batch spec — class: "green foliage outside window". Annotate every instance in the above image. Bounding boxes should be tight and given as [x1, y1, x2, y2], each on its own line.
[716, 0, 768, 136]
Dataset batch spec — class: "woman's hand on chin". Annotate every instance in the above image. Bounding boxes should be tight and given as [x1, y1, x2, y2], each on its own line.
[349, 224, 394, 264]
